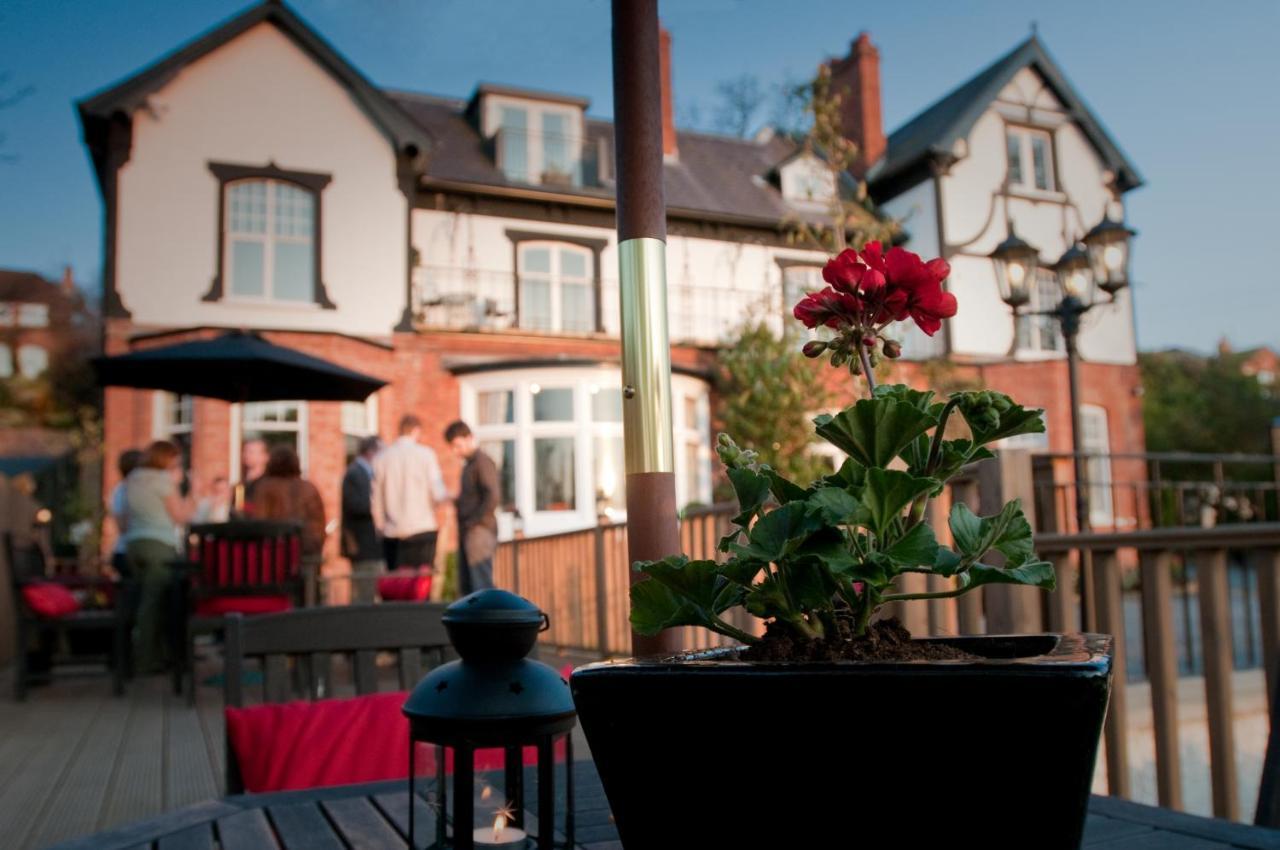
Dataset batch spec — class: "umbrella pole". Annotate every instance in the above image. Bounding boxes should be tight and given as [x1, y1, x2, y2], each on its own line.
[611, 0, 682, 657]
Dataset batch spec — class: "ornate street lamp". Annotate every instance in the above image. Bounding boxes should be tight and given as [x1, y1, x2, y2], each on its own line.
[992, 216, 1135, 531]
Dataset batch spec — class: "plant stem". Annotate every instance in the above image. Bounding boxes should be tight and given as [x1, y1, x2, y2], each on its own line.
[710, 616, 760, 646]
[857, 340, 877, 396]
[881, 586, 971, 603]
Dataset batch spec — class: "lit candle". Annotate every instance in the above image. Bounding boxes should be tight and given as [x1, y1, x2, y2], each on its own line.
[473, 813, 527, 848]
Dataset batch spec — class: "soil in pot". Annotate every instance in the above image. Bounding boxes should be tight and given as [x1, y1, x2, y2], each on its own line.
[739, 615, 978, 662]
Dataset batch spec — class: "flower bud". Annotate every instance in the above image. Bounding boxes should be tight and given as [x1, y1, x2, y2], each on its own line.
[830, 350, 847, 368]
[883, 339, 902, 359]
[861, 336, 877, 349]
[802, 340, 828, 359]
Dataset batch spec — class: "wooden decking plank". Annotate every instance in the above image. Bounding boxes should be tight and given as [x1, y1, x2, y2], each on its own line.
[26, 686, 135, 847]
[100, 677, 168, 829]
[163, 687, 218, 809]
[155, 822, 215, 850]
[0, 678, 105, 850]
[215, 808, 279, 850]
[371, 790, 438, 848]
[320, 796, 403, 849]
[265, 802, 345, 850]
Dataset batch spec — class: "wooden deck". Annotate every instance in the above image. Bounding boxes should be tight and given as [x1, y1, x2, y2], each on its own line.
[0, 645, 598, 850]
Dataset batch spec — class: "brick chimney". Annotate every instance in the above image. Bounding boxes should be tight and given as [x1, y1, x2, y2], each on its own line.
[659, 25, 677, 159]
[61, 265, 75, 295]
[828, 32, 885, 178]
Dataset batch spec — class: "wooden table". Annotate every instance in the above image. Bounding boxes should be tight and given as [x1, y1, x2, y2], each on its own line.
[47, 761, 1280, 850]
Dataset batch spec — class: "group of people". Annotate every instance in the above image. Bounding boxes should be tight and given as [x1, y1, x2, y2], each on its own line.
[340, 415, 500, 602]
[107, 415, 498, 674]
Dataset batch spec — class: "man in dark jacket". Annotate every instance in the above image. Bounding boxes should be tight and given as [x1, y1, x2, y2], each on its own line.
[341, 436, 382, 603]
[444, 421, 499, 596]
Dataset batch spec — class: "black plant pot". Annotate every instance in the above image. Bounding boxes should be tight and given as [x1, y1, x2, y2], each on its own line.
[571, 632, 1112, 850]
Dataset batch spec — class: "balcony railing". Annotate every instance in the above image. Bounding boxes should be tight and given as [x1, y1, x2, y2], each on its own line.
[413, 264, 785, 347]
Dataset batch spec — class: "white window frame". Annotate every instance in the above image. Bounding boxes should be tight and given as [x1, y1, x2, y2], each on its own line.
[153, 392, 194, 471]
[491, 100, 582, 186]
[1015, 268, 1066, 358]
[1080, 404, 1114, 527]
[16, 344, 49, 378]
[517, 241, 595, 334]
[224, 178, 316, 304]
[233, 400, 309, 476]
[17, 303, 49, 328]
[1005, 126, 1055, 193]
[461, 367, 711, 538]
[0, 343, 11, 378]
[341, 396, 380, 465]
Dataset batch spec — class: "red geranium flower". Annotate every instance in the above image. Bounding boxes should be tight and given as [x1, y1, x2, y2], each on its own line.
[800, 242, 956, 337]
[793, 287, 861, 329]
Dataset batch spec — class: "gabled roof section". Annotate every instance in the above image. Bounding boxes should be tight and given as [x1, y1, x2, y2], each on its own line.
[870, 36, 1142, 194]
[77, 0, 429, 162]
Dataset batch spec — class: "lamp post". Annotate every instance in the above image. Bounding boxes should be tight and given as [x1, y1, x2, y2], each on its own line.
[990, 217, 1135, 531]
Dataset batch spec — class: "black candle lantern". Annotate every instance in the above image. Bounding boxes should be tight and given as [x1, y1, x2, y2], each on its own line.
[403, 590, 577, 849]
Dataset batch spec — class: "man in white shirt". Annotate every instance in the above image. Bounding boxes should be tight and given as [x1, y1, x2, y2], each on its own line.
[372, 414, 449, 572]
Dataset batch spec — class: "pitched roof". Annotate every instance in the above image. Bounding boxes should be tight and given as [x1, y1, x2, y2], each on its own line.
[0, 269, 66, 304]
[388, 89, 853, 228]
[77, 0, 429, 165]
[870, 37, 1142, 193]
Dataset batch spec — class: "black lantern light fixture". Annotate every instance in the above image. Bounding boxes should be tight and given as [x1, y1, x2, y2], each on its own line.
[403, 590, 577, 850]
[991, 214, 1135, 531]
[989, 225, 1040, 310]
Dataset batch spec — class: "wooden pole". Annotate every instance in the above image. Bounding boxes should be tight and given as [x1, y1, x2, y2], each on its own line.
[612, 0, 682, 657]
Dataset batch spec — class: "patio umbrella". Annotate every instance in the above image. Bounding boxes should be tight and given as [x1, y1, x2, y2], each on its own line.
[92, 330, 385, 402]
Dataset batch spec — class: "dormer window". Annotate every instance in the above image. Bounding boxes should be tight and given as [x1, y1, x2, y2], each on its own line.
[778, 154, 836, 208]
[475, 86, 589, 189]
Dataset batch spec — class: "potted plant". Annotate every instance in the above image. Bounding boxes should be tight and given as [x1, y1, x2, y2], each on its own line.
[571, 242, 1112, 849]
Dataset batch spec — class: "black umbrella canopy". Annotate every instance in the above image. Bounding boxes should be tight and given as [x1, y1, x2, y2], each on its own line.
[93, 330, 386, 403]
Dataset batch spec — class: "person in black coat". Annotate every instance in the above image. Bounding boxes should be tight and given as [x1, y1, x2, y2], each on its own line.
[341, 436, 383, 603]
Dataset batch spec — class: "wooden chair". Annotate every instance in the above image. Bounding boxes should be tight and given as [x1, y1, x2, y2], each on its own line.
[5, 533, 130, 700]
[173, 519, 313, 700]
[222, 602, 451, 793]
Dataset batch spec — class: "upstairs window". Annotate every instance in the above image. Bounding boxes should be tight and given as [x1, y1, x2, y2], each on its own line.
[207, 163, 333, 308]
[1016, 268, 1065, 355]
[17, 304, 49, 328]
[17, 344, 48, 378]
[226, 180, 315, 302]
[1006, 127, 1054, 192]
[518, 243, 595, 333]
[496, 105, 581, 187]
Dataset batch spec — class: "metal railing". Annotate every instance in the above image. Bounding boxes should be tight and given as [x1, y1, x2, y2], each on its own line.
[412, 264, 784, 347]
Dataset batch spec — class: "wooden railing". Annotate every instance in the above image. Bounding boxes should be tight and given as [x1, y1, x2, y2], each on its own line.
[1032, 523, 1280, 821]
[493, 503, 752, 656]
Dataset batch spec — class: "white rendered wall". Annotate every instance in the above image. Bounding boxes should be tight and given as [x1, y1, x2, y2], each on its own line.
[116, 22, 408, 336]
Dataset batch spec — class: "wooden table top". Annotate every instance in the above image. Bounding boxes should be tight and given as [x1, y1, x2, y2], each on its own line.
[47, 761, 1280, 850]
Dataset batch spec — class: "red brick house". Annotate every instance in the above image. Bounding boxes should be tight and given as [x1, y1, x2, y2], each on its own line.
[81, 2, 1146, 563]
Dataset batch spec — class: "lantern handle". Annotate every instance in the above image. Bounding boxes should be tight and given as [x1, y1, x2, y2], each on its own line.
[539, 613, 550, 632]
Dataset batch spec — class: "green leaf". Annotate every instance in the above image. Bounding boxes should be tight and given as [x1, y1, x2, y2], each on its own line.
[794, 527, 860, 574]
[873, 383, 939, 413]
[822, 458, 867, 492]
[845, 552, 891, 585]
[726, 466, 771, 527]
[814, 396, 938, 469]
[729, 502, 821, 562]
[630, 579, 707, 635]
[883, 522, 940, 567]
[962, 556, 1057, 591]
[955, 391, 1046, 447]
[860, 468, 937, 537]
[949, 500, 1035, 566]
[781, 560, 840, 611]
[636, 556, 724, 612]
[745, 574, 792, 621]
[719, 556, 765, 588]
[766, 468, 809, 504]
[808, 487, 860, 525]
[933, 546, 963, 577]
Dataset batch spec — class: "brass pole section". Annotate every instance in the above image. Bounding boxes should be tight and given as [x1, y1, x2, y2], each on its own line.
[612, 0, 682, 657]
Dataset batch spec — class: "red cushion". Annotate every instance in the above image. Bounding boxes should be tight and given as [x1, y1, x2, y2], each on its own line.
[194, 595, 292, 617]
[22, 582, 81, 618]
[378, 570, 433, 601]
[226, 686, 574, 793]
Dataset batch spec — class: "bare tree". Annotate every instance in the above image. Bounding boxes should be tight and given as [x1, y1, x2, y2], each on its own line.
[711, 74, 766, 138]
[0, 72, 34, 164]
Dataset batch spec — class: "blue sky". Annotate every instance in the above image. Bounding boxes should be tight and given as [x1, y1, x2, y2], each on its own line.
[0, 0, 1276, 353]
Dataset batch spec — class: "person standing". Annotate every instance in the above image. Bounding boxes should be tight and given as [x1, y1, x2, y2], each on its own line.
[109, 448, 143, 577]
[251, 446, 327, 560]
[124, 440, 196, 674]
[193, 476, 232, 524]
[444, 421, 499, 596]
[235, 437, 269, 513]
[341, 436, 382, 603]
[373, 414, 449, 574]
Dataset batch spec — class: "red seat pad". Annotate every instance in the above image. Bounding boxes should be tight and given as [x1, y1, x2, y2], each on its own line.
[194, 595, 292, 617]
[227, 675, 575, 793]
[377, 570, 433, 601]
[21, 582, 81, 619]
